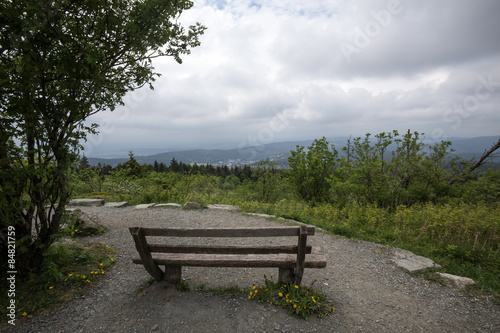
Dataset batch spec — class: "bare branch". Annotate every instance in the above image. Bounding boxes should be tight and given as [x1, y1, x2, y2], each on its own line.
[450, 138, 500, 184]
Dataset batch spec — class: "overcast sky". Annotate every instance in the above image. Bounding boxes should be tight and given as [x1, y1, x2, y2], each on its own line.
[83, 0, 500, 157]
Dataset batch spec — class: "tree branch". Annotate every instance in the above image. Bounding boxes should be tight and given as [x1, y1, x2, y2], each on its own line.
[450, 138, 500, 184]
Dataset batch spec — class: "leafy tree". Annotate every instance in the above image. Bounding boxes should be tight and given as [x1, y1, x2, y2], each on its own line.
[0, 0, 205, 275]
[255, 158, 285, 203]
[287, 137, 338, 203]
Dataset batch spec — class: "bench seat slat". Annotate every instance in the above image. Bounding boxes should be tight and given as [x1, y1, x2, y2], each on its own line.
[132, 252, 327, 269]
[141, 226, 315, 237]
[148, 244, 312, 255]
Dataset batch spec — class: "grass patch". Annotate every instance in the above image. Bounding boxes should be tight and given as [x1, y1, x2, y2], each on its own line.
[0, 240, 116, 324]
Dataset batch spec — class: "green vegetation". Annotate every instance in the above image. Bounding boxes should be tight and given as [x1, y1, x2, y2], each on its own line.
[71, 133, 500, 298]
[0, 239, 116, 322]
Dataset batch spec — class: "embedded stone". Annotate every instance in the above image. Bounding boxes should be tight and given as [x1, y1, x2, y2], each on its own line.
[154, 203, 182, 209]
[246, 213, 277, 219]
[68, 198, 104, 207]
[104, 201, 131, 208]
[437, 273, 476, 289]
[135, 203, 156, 209]
[392, 249, 442, 273]
[207, 204, 241, 212]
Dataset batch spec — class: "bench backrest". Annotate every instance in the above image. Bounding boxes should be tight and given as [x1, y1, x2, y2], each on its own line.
[130, 226, 315, 255]
[129, 225, 314, 283]
[133, 226, 315, 237]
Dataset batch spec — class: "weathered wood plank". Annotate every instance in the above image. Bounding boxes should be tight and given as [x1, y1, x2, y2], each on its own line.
[294, 225, 308, 285]
[164, 265, 182, 284]
[132, 251, 327, 269]
[141, 226, 315, 237]
[148, 244, 313, 255]
[129, 227, 164, 281]
[278, 267, 295, 283]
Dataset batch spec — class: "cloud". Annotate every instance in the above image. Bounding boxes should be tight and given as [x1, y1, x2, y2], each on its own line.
[84, 0, 500, 156]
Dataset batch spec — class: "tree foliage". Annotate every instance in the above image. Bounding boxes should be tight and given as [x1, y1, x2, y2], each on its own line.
[287, 137, 338, 204]
[0, 0, 205, 274]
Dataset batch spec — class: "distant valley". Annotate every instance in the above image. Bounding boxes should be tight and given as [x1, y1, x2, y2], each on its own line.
[86, 136, 500, 169]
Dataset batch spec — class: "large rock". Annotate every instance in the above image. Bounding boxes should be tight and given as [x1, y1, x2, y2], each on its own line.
[392, 249, 442, 273]
[182, 202, 205, 210]
[104, 201, 131, 208]
[154, 203, 182, 209]
[68, 198, 103, 207]
[437, 273, 476, 289]
[207, 204, 241, 212]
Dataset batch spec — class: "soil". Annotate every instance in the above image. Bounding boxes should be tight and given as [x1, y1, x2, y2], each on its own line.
[3, 206, 499, 333]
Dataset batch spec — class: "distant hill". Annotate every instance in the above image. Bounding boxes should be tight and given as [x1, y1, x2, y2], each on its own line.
[86, 136, 500, 169]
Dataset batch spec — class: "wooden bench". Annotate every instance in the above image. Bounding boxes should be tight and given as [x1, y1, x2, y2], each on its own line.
[129, 225, 327, 285]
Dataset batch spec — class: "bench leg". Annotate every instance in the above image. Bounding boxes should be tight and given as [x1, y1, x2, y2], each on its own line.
[163, 265, 182, 284]
[278, 267, 295, 283]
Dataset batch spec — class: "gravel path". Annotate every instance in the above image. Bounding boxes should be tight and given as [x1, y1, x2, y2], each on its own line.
[4, 206, 499, 333]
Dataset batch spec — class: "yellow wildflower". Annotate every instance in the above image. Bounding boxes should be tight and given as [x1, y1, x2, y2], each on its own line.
[294, 285, 298, 289]
[49, 286, 53, 289]
[86, 279, 91, 283]
[99, 263, 103, 266]
[21, 312, 27, 316]
[312, 296, 316, 303]
[68, 273, 73, 277]
[278, 292, 283, 297]
[293, 304, 297, 308]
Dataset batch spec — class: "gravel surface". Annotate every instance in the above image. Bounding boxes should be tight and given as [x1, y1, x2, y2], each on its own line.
[3, 206, 499, 333]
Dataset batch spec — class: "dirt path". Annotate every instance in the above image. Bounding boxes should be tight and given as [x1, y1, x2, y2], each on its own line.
[4, 207, 499, 332]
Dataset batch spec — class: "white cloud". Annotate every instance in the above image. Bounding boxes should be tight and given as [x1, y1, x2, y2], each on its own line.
[84, 0, 500, 156]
